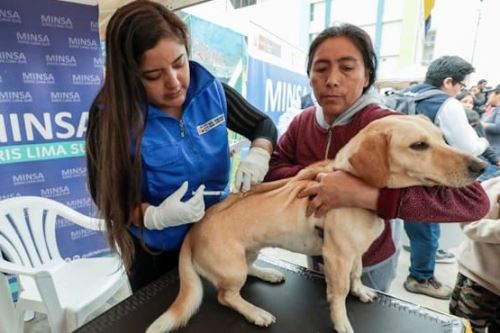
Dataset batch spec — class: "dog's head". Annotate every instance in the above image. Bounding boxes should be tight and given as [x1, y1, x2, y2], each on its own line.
[333, 115, 487, 188]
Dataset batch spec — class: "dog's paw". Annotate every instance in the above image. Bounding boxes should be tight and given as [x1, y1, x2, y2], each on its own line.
[247, 308, 276, 327]
[261, 268, 285, 283]
[352, 286, 377, 303]
[248, 266, 285, 283]
[334, 320, 354, 333]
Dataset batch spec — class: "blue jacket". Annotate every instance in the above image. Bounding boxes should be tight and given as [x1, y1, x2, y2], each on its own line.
[407, 83, 448, 122]
[129, 61, 230, 250]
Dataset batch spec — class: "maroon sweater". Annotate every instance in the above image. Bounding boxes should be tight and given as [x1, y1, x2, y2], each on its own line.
[265, 105, 490, 267]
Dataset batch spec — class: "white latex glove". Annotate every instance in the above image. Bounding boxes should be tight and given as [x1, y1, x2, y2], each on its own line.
[235, 147, 271, 192]
[143, 181, 205, 230]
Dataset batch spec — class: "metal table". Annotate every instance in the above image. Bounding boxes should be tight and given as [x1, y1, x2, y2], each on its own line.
[76, 256, 466, 333]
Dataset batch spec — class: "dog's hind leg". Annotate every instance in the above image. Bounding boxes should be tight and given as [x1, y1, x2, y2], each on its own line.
[246, 250, 285, 284]
[216, 255, 276, 327]
[210, 248, 276, 327]
[349, 256, 377, 303]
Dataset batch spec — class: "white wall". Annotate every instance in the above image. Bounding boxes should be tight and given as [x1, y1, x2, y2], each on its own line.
[432, 0, 500, 86]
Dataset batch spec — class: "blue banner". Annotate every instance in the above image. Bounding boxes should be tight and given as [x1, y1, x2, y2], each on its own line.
[0, 0, 107, 260]
[246, 56, 310, 125]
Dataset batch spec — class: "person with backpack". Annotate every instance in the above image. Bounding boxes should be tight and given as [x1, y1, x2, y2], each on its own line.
[390, 56, 489, 299]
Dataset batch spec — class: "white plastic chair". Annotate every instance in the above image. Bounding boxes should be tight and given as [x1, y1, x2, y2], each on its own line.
[0, 196, 131, 333]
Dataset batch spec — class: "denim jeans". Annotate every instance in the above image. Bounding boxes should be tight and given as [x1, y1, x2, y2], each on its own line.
[403, 221, 439, 281]
[361, 252, 399, 292]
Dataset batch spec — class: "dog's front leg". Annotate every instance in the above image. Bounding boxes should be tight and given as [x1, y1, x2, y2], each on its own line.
[349, 256, 377, 303]
[322, 231, 355, 333]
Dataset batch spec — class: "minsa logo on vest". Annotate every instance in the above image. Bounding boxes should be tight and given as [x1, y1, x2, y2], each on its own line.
[0, 51, 27, 64]
[68, 37, 98, 50]
[22, 72, 55, 84]
[51, 91, 81, 103]
[0, 91, 32, 103]
[40, 15, 73, 29]
[90, 20, 99, 32]
[17, 32, 50, 46]
[61, 166, 87, 179]
[12, 172, 45, 186]
[40, 185, 71, 198]
[93, 57, 104, 68]
[46, 54, 77, 66]
[0, 9, 21, 23]
[72, 74, 101, 85]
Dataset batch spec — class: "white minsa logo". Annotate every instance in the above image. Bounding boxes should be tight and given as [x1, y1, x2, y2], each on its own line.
[0, 51, 27, 64]
[61, 167, 87, 179]
[93, 57, 104, 68]
[0, 9, 21, 23]
[40, 185, 71, 198]
[46, 54, 77, 66]
[40, 14, 73, 29]
[22, 72, 55, 84]
[12, 172, 45, 186]
[17, 32, 50, 46]
[50, 91, 81, 103]
[0, 91, 32, 103]
[68, 37, 98, 49]
[72, 74, 101, 85]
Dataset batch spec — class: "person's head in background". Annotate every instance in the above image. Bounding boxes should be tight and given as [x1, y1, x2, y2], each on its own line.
[104, 0, 190, 118]
[477, 79, 488, 91]
[424, 56, 474, 97]
[306, 23, 377, 124]
[409, 80, 419, 87]
[456, 91, 475, 111]
[486, 85, 500, 107]
[469, 85, 480, 96]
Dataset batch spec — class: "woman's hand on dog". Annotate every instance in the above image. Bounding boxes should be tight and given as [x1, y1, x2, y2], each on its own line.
[297, 170, 379, 217]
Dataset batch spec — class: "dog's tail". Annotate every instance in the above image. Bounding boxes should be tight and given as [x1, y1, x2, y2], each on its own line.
[146, 234, 203, 333]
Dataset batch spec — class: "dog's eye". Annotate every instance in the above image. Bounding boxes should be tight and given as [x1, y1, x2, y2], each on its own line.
[410, 141, 429, 151]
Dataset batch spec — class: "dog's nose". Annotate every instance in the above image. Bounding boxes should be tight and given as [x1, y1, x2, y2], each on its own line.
[468, 158, 487, 178]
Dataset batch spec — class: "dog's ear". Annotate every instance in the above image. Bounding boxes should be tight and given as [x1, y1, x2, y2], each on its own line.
[348, 132, 390, 188]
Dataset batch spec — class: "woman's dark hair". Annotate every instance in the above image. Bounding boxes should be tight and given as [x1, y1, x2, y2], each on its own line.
[86, 0, 190, 269]
[306, 23, 378, 93]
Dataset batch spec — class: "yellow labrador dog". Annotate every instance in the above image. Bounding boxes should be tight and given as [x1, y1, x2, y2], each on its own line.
[147, 115, 486, 333]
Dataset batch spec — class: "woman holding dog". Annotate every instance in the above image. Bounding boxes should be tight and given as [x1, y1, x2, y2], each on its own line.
[86, 1, 276, 291]
[265, 23, 490, 292]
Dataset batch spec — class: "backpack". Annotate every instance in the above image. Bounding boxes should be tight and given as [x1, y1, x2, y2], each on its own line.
[383, 88, 446, 122]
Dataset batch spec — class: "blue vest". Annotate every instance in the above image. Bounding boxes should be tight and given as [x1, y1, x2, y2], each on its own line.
[129, 61, 230, 250]
[407, 83, 449, 122]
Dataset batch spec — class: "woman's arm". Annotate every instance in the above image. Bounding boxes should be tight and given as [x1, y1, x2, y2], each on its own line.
[390, 183, 490, 222]
[264, 116, 303, 181]
[223, 82, 276, 153]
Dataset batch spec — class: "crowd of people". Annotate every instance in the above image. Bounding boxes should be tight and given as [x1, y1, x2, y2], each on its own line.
[85, 1, 499, 332]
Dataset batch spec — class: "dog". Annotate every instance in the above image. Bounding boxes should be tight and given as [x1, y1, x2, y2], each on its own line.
[146, 115, 486, 333]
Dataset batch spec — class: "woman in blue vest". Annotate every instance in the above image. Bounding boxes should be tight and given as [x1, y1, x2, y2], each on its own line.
[86, 1, 276, 291]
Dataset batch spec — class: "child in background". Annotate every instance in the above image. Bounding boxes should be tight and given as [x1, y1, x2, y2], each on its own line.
[450, 176, 500, 333]
[457, 91, 500, 181]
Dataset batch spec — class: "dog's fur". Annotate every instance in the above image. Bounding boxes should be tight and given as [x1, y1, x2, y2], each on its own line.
[146, 115, 486, 333]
